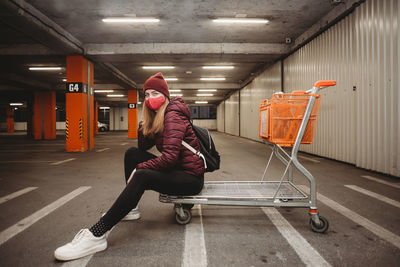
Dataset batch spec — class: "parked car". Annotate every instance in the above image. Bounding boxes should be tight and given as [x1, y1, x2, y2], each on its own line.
[98, 121, 109, 132]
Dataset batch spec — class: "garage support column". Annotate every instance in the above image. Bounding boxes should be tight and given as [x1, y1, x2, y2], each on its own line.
[94, 101, 98, 135]
[66, 55, 94, 151]
[6, 108, 14, 133]
[32, 91, 56, 140]
[128, 90, 138, 138]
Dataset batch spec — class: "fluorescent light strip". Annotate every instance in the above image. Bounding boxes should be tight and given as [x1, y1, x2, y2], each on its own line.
[102, 18, 160, 23]
[99, 107, 110, 110]
[107, 94, 125, 97]
[29, 67, 62, 71]
[197, 94, 214, 96]
[142, 66, 174, 69]
[213, 18, 269, 24]
[198, 89, 217, 92]
[170, 94, 183, 97]
[165, 78, 178, 81]
[169, 89, 182, 92]
[95, 90, 114, 93]
[202, 66, 234, 69]
[195, 101, 208, 104]
[62, 78, 67, 82]
[10, 103, 23, 106]
[200, 78, 226, 81]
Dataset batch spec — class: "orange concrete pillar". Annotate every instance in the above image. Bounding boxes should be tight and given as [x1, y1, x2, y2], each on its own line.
[94, 101, 99, 135]
[44, 91, 56, 139]
[128, 90, 138, 138]
[66, 55, 94, 151]
[32, 91, 43, 139]
[6, 108, 14, 133]
[32, 91, 57, 139]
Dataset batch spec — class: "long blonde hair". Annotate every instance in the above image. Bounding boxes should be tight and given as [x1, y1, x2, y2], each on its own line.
[142, 98, 170, 138]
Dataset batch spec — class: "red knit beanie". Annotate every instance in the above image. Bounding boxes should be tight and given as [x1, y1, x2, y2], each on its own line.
[143, 72, 170, 99]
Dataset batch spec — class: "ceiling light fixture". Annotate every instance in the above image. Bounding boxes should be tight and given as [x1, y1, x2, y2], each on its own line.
[107, 94, 125, 97]
[102, 18, 160, 23]
[10, 103, 23, 106]
[200, 78, 226, 81]
[99, 107, 110, 110]
[170, 94, 183, 97]
[195, 101, 208, 104]
[169, 89, 182, 92]
[213, 18, 269, 24]
[29, 67, 62, 71]
[198, 89, 217, 92]
[165, 78, 178, 81]
[202, 66, 234, 69]
[197, 94, 214, 96]
[142, 66, 175, 69]
[95, 90, 114, 93]
[62, 78, 67, 82]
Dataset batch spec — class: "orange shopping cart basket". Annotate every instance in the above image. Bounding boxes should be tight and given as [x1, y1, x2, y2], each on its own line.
[259, 91, 321, 147]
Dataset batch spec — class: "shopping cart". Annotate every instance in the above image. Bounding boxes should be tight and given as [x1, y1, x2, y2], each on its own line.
[159, 80, 336, 233]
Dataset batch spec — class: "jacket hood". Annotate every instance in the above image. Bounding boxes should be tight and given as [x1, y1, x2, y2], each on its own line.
[166, 97, 190, 118]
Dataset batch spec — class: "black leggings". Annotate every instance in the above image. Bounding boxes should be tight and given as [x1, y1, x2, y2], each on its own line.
[100, 147, 204, 230]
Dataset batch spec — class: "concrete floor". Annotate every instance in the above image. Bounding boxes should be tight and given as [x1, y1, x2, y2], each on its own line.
[0, 131, 399, 266]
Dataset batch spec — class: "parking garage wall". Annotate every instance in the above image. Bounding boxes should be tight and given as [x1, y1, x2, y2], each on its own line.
[218, 0, 399, 177]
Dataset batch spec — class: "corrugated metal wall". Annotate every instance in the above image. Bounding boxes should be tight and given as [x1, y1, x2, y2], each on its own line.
[240, 61, 282, 141]
[224, 91, 239, 135]
[217, 101, 225, 132]
[284, 0, 399, 176]
[216, 0, 399, 176]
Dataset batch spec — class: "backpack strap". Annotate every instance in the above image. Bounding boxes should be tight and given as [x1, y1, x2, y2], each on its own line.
[182, 140, 207, 169]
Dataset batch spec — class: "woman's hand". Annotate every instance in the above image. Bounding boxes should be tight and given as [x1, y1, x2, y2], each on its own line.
[127, 168, 136, 184]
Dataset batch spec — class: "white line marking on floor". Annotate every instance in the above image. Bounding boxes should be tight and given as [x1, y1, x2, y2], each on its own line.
[262, 207, 331, 267]
[182, 205, 207, 267]
[51, 158, 77, 166]
[298, 185, 400, 250]
[0, 161, 53, 164]
[361, 175, 400, 189]
[96, 148, 110, 152]
[298, 155, 320, 163]
[121, 143, 128, 146]
[0, 186, 91, 246]
[0, 187, 38, 205]
[345, 185, 400, 209]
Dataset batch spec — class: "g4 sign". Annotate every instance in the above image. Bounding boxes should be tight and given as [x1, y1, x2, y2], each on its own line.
[66, 82, 87, 93]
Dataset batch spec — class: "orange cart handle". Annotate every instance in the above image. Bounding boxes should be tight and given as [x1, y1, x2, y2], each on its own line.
[313, 80, 336, 88]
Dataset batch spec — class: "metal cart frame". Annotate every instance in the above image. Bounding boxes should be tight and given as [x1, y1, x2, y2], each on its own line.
[160, 81, 336, 233]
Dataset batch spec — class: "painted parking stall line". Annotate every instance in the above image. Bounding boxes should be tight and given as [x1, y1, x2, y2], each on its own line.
[96, 148, 110, 152]
[361, 175, 400, 189]
[298, 185, 400, 250]
[0, 186, 91, 246]
[51, 158, 77, 166]
[0, 187, 38, 205]
[345, 185, 400, 209]
[262, 207, 331, 267]
[182, 205, 207, 267]
[298, 155, 320, 163]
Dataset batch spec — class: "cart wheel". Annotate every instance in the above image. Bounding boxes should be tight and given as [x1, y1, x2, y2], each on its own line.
[310, 215, 329, 233]
[175, 209, 192, 225]
[183, 204, 194, 210]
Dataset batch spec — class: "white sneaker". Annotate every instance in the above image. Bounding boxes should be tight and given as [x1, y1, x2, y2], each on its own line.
[101, 207, 141, 221]
[123, 207, 141, 221]
[54, 229, 107, 261]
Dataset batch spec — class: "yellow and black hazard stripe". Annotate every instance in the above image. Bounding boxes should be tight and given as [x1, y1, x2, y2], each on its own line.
[79, 118, 83, 139]
[65, 119, 69, 139]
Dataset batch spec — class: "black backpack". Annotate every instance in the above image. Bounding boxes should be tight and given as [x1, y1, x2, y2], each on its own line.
[182, 122, 220, 172]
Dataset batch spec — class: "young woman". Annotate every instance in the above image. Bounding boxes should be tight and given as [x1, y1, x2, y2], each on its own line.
[54, 72, 205, 261]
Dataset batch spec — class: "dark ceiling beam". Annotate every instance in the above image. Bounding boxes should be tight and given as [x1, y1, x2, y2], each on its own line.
[94, 62, 138, 89]
[0, 44, 56, 55]
[85, 43, 290, 55]
[0, 72, 53, 90]
[0, 0, 84, 54]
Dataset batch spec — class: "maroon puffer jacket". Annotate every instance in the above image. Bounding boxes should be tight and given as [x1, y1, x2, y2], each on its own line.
[136, 97, 205, 176]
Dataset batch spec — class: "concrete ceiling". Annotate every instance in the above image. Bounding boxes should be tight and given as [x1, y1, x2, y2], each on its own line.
[0, 0, 360, 107]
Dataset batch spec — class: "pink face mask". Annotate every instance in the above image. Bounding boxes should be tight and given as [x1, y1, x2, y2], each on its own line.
[145, 95, 165, 110]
